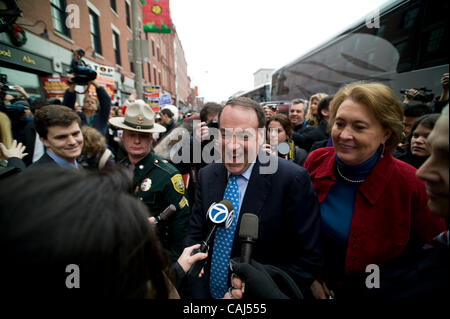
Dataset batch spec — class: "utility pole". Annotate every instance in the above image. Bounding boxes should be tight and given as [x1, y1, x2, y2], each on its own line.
[132, 0, 143, 99]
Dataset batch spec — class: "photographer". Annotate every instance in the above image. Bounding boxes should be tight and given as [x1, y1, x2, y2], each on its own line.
[0, 80, 35, 142]
[194, 102, 222, 149]
[262, 113, 308, 166]
[434, 73, 449, 113]
[62, 75, 111, 137]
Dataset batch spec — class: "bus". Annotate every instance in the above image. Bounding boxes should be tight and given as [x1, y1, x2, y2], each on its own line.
[271, 0, 448, 102]
[233, 83, 271, 103]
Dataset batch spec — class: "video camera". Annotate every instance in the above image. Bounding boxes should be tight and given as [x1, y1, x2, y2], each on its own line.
[0, 74, 15, 94]
[400, 87, 435, 103]
[68, 49, 97, 85]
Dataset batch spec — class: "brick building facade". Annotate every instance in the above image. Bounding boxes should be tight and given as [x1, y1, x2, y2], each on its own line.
[0, 0, 192, 107]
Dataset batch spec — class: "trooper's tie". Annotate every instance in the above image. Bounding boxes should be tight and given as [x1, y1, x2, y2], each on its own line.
[210, 174, 240, 299]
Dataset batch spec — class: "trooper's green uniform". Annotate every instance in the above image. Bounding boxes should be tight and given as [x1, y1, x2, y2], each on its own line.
[120, 152, 190, 262]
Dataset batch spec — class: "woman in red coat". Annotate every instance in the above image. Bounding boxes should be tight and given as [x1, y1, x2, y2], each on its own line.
[304, 82, 446, 299]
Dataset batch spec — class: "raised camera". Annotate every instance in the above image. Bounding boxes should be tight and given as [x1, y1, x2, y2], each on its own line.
[206, 119, 219, 129]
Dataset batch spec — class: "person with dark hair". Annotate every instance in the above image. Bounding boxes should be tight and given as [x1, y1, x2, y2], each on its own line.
[194, 102, 222, 162]
[0, 84, 35, 143]
[0, 167, 192, 298]
[263, 113, 308, 166]
[184, 96, 322, 299]
[402, 103, 432, 137]
[309, 96, 335, 152]
[159, 108, 175, 140]
[199, 102, 222, 123]
[29, 105, 83, 170]
[304, 82, 445, 299]
[21, 98, 48, 166]
[109, 100, 190, 264]
[63, 77, 111, 137]
[190, 102, 221, 163]
[398, 103, 433, 153]
[396, 114, 440, 169]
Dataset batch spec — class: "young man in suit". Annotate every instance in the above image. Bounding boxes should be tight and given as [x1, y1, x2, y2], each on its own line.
[29, 105, 83, 170]
[183, 97, 323, 299]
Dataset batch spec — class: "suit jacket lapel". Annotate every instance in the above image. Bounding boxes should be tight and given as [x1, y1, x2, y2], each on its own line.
[209, 164, 228, 205]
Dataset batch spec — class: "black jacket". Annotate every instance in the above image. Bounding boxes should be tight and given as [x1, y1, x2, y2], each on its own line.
[292, 121, 328, 152]
[63, 86, 111, 136]
[184, 155, 323, 298]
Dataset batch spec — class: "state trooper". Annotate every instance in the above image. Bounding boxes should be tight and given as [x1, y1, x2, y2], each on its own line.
[109, 100, 190, 263]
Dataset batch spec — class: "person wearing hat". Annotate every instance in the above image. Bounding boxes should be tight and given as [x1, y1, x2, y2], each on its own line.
[109, 100, 190, 263]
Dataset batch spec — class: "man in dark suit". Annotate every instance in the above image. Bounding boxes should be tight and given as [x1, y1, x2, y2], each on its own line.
[28, 105, 83, 170]
[183, 97, 323, 299]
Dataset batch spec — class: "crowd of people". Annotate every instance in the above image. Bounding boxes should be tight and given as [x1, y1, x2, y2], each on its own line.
[0, 72, 448, 300]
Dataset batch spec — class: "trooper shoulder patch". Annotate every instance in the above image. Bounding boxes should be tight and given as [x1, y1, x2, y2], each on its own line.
[171, 174, 185, 194]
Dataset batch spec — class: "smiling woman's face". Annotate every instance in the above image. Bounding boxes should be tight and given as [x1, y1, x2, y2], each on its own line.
[331, 98, 391, 166]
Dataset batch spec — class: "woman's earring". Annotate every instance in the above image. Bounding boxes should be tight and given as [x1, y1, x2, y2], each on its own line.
[380, 143, 385, 158]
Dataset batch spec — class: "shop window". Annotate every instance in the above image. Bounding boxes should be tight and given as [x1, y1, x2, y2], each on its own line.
[0, 66, 43, 99]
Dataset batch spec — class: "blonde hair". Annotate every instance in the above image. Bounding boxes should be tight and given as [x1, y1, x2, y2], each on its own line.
[306, 93, 328, 127]
[81, 126, 105, 156]
[0, 111, 12, 148]
[329, 82, 403, 154]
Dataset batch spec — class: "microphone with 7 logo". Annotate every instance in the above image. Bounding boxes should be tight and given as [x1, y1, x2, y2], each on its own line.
[187, 200, 234, 278]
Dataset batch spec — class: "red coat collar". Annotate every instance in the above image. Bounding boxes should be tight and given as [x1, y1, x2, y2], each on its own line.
[317, 149, 396, 205]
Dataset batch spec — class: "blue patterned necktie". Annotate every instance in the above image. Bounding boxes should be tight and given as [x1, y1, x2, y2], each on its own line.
[210, 174, 240, 299]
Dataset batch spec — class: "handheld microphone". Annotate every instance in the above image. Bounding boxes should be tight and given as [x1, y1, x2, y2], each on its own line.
[187, 200, 234, 277]
[239, 213, 259, 263]
[153, 204, 176, 224]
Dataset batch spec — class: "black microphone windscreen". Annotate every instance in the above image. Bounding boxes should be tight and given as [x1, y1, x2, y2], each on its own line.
[159, 204, 177, 221]
[239, 213, 259, 240]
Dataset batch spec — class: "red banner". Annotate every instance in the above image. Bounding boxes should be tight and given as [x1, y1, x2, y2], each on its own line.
[41, 77, 69, 98]
[142, 0, 171, 33]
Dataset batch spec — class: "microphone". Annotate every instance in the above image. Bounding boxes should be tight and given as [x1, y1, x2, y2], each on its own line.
[153, 204, 176, 224]
[187, 200, 234, 277]
[239, 213, 259, 263]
